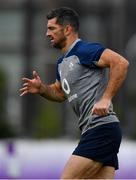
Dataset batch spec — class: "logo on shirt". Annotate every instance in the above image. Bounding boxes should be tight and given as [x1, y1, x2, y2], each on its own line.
[69, 62, 74, 71]
[68, 94, 78, 102]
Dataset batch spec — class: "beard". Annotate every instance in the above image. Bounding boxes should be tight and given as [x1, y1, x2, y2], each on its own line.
[52, 36, 67, 49]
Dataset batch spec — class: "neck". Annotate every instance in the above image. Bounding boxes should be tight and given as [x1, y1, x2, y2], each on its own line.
[61, 34, 79, 53]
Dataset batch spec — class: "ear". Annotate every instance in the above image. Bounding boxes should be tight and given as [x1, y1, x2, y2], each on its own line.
[64, 25, 72, 36]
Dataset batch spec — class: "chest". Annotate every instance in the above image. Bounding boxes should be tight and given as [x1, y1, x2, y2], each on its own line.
[58, 55, 88, 85]
[58, 55, 100, 97]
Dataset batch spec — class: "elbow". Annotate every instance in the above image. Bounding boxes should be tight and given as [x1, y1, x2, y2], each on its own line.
[58, 99, 66, 103]
[58, 96, 67, 103]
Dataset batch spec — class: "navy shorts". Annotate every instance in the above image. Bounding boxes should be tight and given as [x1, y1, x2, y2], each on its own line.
[72, 122, 122, 170]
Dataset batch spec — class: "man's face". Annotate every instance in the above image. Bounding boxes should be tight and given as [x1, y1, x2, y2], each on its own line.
[46, 18, 67, 49]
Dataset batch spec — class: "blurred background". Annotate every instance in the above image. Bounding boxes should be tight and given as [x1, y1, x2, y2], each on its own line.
[0, 0, 136, 179]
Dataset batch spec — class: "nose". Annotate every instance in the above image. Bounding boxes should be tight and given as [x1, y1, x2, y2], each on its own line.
[46, 29, 51, 37]
[46, 30, 49, 37]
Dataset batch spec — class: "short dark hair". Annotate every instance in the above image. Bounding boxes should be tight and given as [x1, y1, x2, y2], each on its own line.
[46, 7, 79, 33]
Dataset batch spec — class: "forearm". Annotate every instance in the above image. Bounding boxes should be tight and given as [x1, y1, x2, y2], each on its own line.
[91, 49, 129, 116]
[39, 83, 66, 102]
[102, 57, 129, 100]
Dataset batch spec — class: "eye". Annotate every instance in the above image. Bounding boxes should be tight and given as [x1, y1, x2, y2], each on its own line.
[48, 26, 56, 30]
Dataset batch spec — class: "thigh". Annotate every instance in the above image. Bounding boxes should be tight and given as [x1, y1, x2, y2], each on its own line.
[92, 166, 115, 179]
[60, 155, 102, 179]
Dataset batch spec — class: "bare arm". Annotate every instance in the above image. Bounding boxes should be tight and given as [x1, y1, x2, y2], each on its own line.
[97, 48, 129, 100]
[20, 71, 66, 103]
[39, 80, 66, 102]
[91, 48, 129, 116]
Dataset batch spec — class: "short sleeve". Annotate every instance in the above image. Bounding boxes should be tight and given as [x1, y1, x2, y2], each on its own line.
[79, 42, 105, 68]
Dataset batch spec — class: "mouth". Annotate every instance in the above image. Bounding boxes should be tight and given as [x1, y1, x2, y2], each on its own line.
[49, 36, 54, 43]
[51, 39, 54, 43]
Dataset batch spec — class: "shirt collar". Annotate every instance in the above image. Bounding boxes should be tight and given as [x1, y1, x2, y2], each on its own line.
[64, 38, 81, 57]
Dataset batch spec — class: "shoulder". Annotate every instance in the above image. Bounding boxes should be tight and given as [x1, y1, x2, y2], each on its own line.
[73, 40, 105, 58]
[77, 40, 104, 51]
[70, 40, 105, 66]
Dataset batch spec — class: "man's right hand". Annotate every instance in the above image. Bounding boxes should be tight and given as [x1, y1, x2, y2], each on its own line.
[19, 71, 42, 96]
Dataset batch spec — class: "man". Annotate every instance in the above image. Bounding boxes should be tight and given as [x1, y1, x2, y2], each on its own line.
[20, 7, 129, 179]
